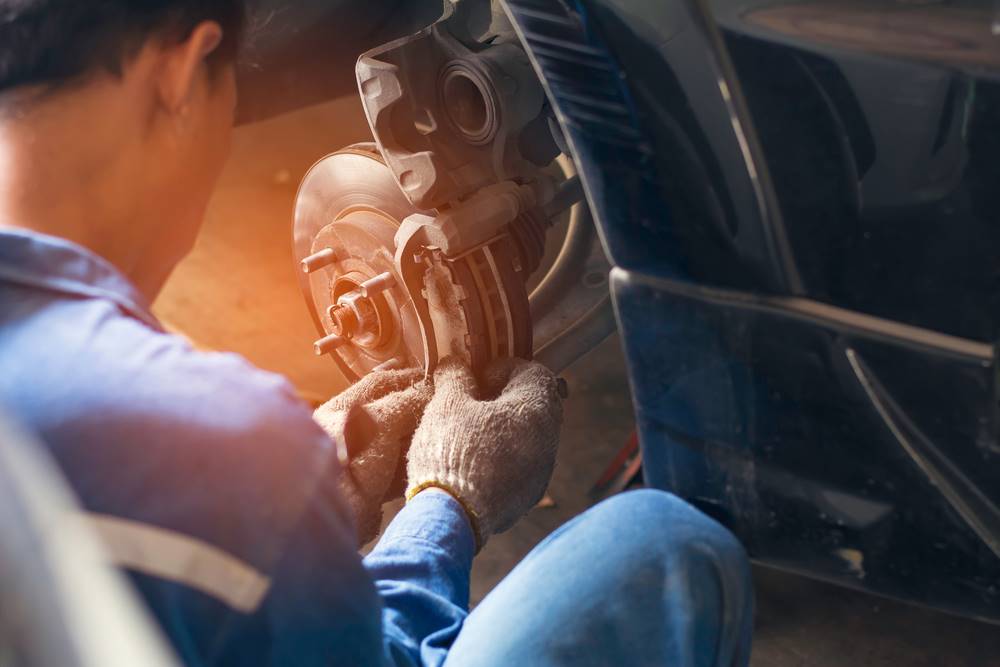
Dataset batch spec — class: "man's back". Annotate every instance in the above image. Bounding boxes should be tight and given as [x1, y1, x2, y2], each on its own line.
[0, 228, 386, 664]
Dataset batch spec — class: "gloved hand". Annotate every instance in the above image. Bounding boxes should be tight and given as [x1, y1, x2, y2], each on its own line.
[314, 368, 432, 545]
[406, 357, 564, 550]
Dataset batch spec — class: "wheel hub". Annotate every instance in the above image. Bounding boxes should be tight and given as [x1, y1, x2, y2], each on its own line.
[293, 146, 533, 380]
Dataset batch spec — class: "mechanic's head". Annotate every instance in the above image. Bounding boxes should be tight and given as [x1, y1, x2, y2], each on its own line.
[0, 1, 246, 298]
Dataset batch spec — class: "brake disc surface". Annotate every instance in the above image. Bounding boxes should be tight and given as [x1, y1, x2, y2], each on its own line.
[293, 145, 531, 380]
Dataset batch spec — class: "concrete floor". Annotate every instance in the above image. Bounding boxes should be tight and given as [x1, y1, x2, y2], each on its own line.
[156, 100, 1000, 666]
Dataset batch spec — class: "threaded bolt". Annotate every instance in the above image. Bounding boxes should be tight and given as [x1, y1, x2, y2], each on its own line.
[359, 271, 396, 298]
[327, 304, 359, 338]
[313, 333, 346, 356]
[301, 248, 338, 274]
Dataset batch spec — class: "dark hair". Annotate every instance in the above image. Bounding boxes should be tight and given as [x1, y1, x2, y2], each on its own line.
[0, 1, 246, 93]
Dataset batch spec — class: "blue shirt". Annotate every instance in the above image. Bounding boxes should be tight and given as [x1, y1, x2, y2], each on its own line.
[0, 228, 475, 666]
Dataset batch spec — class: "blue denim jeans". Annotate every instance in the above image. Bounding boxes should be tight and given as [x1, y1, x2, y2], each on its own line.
[444, 490, 753, 666]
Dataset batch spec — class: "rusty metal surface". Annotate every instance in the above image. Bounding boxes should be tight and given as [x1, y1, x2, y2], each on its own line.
[294, 147, 540, 378]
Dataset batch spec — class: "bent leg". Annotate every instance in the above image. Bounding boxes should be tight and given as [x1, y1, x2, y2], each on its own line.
[444, 489, 753, 667]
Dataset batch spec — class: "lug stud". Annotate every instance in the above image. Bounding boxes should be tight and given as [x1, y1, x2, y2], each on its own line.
[313, 333, 346, 356]
[301, 248, 338, 274]
[359, 271, 396, 298]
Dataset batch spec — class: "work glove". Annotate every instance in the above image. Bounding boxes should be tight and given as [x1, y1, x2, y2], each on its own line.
[406, 357, 564, 550]
[314, 368, 432, 545]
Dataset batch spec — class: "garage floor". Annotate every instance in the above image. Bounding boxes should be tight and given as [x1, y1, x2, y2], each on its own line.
[156, 100, 1000, 666]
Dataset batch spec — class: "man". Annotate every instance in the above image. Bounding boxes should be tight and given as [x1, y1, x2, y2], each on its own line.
[0, 2, 754, 665]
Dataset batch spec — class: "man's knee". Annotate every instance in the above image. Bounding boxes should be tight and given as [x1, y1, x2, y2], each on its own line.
[586, 489, 750, 577]
[458, 489, 755, 666]
[565, 490, 753, 664]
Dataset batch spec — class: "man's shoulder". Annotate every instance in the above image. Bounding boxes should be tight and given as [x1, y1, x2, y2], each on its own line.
[91, 313, 316, 439]
[0, 291, 340, 563]
[0, 293, 331, 463]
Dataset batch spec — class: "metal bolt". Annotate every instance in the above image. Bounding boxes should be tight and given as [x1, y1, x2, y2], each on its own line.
[359, 271, 396, 298]
[313, 333, 346, 356]
[300, 248, 338, 274]
[327, 304, 359, 338]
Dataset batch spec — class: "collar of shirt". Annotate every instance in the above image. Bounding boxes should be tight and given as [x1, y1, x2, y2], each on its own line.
[0, 228, 162, 331]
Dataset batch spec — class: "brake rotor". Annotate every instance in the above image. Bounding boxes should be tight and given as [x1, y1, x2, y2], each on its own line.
[293, 144, 532, 381]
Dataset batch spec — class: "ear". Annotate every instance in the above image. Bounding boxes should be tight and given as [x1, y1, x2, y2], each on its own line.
[156, 21, 224, 114]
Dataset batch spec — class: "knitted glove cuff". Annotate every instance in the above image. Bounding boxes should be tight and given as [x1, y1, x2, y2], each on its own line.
[406, 480, 485, 551]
